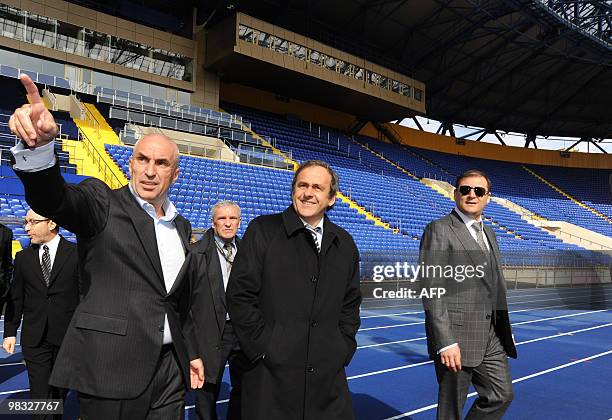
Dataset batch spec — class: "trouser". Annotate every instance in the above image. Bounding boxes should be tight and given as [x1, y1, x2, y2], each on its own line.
[195, 321, 249, 420]
[435, 324, 514, 420]
[79, 344, 185, 420]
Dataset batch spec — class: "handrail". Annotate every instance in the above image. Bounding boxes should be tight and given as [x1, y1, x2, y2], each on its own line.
[77, 127, 125, 189]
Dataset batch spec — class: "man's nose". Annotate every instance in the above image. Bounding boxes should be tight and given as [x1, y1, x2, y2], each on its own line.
[144, 161, 156, 176]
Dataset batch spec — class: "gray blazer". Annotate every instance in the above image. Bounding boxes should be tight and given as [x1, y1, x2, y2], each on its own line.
[419, 210, 517, 367]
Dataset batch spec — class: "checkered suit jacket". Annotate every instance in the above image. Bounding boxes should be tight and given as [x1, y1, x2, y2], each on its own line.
[420, 210, 517, 367]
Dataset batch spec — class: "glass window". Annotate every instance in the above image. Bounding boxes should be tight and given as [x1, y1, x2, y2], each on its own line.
[414, 88, 423, 102]
[92, 70, 112, 88]
[177, 90, 190, 105]
[112, 75, 131, 92]
[150, 84, 166, 101]
[131, 79, 149, 96]
[42, 60, 64, 78]
[0, 48, 19, 67]
[18, 54, 44, 73]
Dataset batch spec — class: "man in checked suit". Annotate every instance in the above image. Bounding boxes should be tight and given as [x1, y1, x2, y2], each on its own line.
[420, 169, 517, 420]
[192, 200, 248, 419]
[3, 209, 79, 419]
[8, 74, 204, 419]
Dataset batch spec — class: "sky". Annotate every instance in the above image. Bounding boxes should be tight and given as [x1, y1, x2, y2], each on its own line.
[398, 117, 611, 154]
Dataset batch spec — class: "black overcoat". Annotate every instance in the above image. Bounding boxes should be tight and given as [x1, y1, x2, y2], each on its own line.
[227, 206, 361, 420]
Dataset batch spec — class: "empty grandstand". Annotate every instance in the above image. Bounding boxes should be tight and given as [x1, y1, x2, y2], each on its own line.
[0, 0, 610, 418]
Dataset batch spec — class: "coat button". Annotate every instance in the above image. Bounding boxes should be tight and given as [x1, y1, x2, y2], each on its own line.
[215, 345, 221, 351]
[311, 321, 318, 327]
[306, 366, 314, 373]
[158, 325, 164, 332]
[310, 275, 318, 283]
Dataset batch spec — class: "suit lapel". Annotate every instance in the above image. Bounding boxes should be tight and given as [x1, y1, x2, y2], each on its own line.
[117, 187, 166, 294]
[448, 211, 494, 291]
[28, 246, 47, 288]
[48, 237, 71, 287]
[448, 211, 480, 267]
[174, 216, 191, 251]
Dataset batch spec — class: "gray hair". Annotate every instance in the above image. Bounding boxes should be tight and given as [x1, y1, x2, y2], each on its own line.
[211, 200, 242, 220]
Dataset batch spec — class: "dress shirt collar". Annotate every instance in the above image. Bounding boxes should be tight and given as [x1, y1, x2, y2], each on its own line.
[299, 216, 324, 235]
[128, 182, 177, 222]
[39, 232, 60, 253]
[214, 233, 236, 250]
[454, 206, 483, 229]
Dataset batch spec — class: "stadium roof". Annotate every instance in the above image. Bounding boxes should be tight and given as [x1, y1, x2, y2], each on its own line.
[200, 0, 612, 139]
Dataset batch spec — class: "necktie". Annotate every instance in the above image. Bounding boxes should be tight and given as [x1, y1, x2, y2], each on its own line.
[223, 242, 234, 276]
[307, 226, 322, 253]
[471, 223, 489, 252]
[41, 245, 51, 286]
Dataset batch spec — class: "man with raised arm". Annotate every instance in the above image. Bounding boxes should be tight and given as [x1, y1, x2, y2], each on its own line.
[8, 74, 203, 420]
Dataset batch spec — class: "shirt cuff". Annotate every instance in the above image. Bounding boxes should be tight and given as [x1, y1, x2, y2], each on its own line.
[437, 343, 458, 354]
[11, 140, 56, 172]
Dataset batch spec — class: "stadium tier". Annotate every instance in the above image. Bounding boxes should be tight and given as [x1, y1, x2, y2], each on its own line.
[222, 103, 589, 255]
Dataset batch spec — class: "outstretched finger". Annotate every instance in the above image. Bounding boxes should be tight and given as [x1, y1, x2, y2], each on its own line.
[19, 74, 42, 104]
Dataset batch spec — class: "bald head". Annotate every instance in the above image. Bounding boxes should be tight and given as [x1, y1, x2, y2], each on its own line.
[129, 134, 181, 215]
[133, 134, 179, 168]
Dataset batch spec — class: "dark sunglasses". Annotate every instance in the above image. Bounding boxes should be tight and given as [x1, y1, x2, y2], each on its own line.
[458, 185, 488, 197]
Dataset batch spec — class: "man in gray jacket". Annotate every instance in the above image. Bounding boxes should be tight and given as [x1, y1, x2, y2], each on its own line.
[420, 169, 516, 420]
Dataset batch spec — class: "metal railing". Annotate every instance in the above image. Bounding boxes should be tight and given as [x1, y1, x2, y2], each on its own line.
[75, 127, 125, 189]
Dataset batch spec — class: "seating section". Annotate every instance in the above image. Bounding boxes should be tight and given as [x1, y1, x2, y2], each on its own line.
[0, 72, 607, 265]
[530, 164, 612, 219]
[105, 144, 410, 254]
[222, 103, 585, 256]
[95, 88, 293, 170]
[403, 147, 612, 238]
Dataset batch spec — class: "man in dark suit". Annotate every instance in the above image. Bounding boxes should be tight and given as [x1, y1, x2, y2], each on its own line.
[420, 169, 517, 420]
[8, 74, 204, 420]
[3, 209, 79, 419]
[227, 160, 361, 420]
[0, 222, 13, 313]
[192, 200, 248, 420]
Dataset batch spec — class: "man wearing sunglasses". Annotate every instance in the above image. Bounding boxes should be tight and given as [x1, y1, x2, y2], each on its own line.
[420, 169, 516, 420]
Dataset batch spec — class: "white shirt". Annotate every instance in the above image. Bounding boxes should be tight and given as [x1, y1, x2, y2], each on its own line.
[300, 216, 324, 249]
[129, 184, 185, 345]
[38, 233, 61, 270]
[10, 140, 56, 172]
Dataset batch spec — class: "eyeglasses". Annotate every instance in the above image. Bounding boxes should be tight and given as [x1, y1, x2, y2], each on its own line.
[23, 218, 49, 227]
[458, 185, 489, 197]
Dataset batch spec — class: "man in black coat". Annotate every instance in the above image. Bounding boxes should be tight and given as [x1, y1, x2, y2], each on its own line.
[3, 209, 79, 419]
[8, 74, 204, 420]
[227, 160, 362, 420]
[192, 200, 248, 419]
[0, 222, 13, 312]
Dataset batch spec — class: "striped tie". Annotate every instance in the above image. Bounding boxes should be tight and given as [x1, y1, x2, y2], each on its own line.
[41, 245, 51, 287]
[307, 226, 322, 253]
